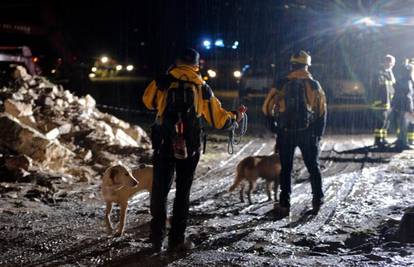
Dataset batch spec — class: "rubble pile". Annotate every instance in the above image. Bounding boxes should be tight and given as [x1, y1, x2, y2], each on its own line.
[0, 71, 151, 200]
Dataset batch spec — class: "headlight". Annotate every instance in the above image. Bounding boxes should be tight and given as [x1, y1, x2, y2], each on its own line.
[233, 70, 242, 78]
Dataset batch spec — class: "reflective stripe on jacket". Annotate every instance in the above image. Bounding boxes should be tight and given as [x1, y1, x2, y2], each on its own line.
[371, 68, 395, 110]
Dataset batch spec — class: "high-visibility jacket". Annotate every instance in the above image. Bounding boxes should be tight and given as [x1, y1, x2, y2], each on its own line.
[143, 64, 236, 129]
[371, 68, 395, 110]
[262, 69, 327, 136]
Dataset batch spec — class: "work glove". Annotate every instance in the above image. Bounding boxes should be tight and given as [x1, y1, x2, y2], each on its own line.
[232, 105, 247, 122]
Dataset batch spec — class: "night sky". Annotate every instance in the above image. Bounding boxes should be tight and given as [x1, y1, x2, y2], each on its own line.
[1, 0, 414, 77]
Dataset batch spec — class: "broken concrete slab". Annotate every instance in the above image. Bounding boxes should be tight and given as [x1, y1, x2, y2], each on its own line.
[0, 114, 74, 171]
[4, 99, 33, 117]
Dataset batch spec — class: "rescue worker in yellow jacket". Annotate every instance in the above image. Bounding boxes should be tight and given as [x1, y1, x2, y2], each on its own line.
[143, 48, 245, 252]
[371, 54, 396, 147]
[262, 51, 327, 218]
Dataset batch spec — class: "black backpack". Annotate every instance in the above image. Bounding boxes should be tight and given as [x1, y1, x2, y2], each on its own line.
[154, 74, 201, 152]
[277, 79, 313, 131]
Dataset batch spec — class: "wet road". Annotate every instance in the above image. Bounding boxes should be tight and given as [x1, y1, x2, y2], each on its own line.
[1, 135, 413, 266]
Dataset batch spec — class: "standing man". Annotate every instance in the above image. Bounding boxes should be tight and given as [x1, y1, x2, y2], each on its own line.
[262, 51, 327, 218]
[143, 48, 245, 252]
[371, 54, 396, 147]
[391, 58, 414, 151]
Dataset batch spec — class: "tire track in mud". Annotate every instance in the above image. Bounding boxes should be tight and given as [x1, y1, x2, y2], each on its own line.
[111, 136, 400, 267]
[72, 140, 271, 267]
[181, 136, 399, 263]
[12, 136, 400, 267]
[107, 140, 275, 267]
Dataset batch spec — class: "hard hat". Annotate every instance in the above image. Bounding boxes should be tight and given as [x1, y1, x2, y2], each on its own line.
[290, 50, 311, 66]
[178, 48, 200, 66]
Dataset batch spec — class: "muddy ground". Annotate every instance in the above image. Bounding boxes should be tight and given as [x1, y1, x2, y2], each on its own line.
[1, 134, 414, 267]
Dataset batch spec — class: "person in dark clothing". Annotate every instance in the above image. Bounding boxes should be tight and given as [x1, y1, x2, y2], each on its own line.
[371, 55, 396, 147]
[391, 59, 414, 150]
[143, 48, 245, 252]
[262, 51, 327, 218]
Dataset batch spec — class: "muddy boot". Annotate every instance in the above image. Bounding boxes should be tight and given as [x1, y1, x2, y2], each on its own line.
[150, 239, 164, 254]
[149, 234, 165, 254]
[374, 136, 382, 147]
[273, 203, 290, 220]
[380, 138, 389, 146]
[312, 197, 324, 213]
[395, 140, 412, 152]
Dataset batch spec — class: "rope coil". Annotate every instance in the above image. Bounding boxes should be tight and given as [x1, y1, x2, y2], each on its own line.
[228, 113, 248, 154]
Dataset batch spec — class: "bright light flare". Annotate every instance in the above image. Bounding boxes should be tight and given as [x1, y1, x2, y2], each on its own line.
[100, 56, 109, 63]
[89, 73, 96, 78]
[353, 16, 382, 27]
[116, 65, 123, 71]
[233, 70, 242, 78]
[232, 41, 239, 49]
[203, 40, 211, 49]
[214, 39, 224, 47]
[207, 69, 216, 78]
[91, 67, 97, 72]
[126, 65, 134, 71]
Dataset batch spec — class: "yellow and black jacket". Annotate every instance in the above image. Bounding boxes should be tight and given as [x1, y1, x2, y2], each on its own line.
[143, 64, 236, 151]
[371, 68, 395, 110]
[262, 69, 327, 136]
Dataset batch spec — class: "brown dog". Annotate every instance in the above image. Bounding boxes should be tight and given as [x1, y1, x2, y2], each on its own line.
[101, 164, 153, 236]
[229, 153, 281, 204]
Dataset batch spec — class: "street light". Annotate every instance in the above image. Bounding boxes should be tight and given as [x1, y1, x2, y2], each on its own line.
[89, 73, 96, 78]
[91, 67, 97, 72]
[233, 70, 242, 78]
[126, 65, 134, 71]
[207, 69, 217, 78]
[203, 40, 211, 47]
[214, 39, 224, 47]
[232, 41, 239, 49]
[100, 56, 109, 64]
[116, 65, 123, 71]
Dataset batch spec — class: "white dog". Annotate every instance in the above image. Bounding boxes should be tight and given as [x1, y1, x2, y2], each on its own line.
[101, 164, 153, 236]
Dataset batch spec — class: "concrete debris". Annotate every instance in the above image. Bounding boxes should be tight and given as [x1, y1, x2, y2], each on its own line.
[115, 128, 139, 147]
[0, 114, 74, 171]
[4, 99, 33, 117]
[0, 75, 151, 196]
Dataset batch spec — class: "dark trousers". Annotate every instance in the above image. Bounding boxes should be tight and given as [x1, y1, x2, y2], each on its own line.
[150, 150, 200, 245]
[276, 132, 324, 208]
[395, 111, 410, 146]
[373, 109, 391, 144]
